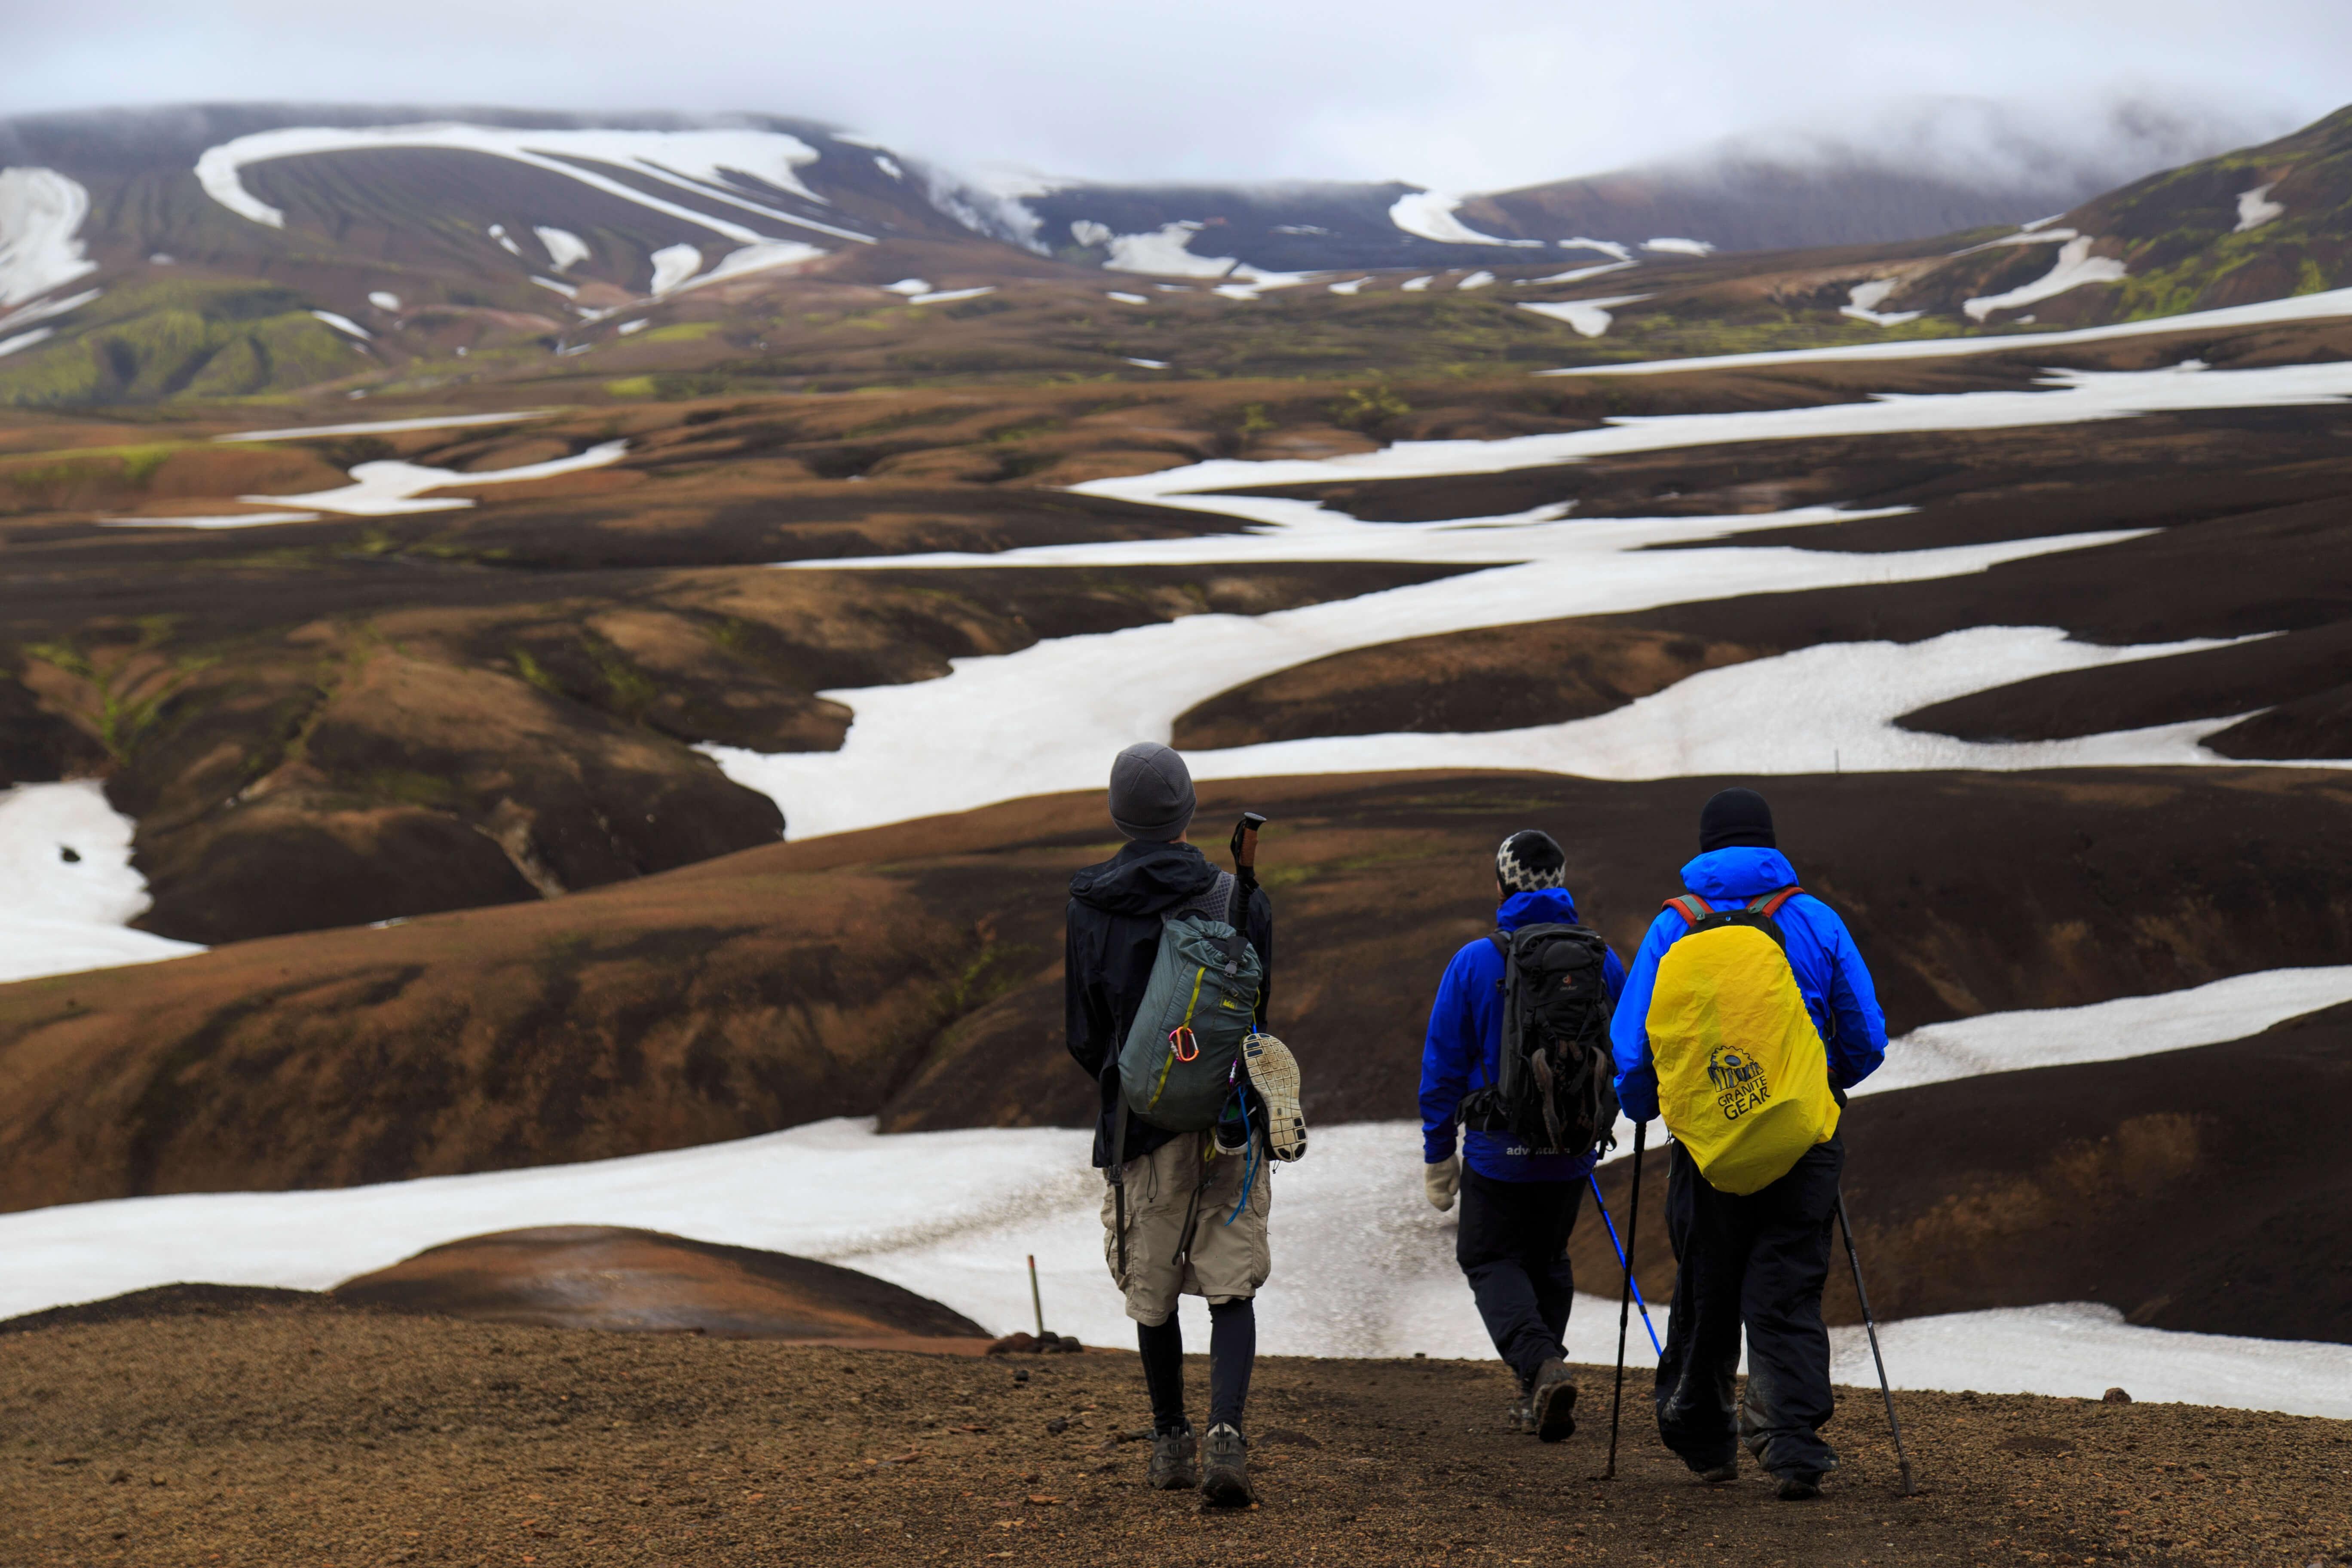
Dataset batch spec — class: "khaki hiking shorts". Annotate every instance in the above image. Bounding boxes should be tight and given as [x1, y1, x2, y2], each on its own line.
[1100, 1131, 1273, 1326]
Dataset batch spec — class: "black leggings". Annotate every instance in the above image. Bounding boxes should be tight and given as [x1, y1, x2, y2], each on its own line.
[1137, 1298, 1256, 1435]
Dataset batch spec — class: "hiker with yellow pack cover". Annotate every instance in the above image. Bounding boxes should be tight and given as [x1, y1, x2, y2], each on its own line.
[1610, 787, 1887, 1501]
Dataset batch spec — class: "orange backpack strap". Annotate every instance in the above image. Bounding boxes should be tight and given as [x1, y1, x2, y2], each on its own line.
[1748, 885, 1803, 919]
[1663, 894, 1714, 926]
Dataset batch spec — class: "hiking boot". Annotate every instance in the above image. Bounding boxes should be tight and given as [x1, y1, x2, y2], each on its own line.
[1775, 1470, 1824, 1501]
[1530, 1359, 1578, 1443]
[1147, 1427, 1199, 1491]
[1242, 1032, 1307, 1161]
[1695, 1460, 1739, 1484]
[1506, 1393, 1535, 1435]
[1200, 1422, 1253, 1505]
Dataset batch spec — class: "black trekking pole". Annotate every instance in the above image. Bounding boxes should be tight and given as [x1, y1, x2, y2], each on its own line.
[1834, 1191, 1917, 1498]
[1603, 1119, 1646, 1480]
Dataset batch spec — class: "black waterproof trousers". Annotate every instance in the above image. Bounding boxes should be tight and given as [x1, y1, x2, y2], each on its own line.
[1653, 1134, 1843, 1479]
[1456, 1169, 1586, 1389]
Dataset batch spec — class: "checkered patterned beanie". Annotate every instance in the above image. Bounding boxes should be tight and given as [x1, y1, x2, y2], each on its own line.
[1494, 829, 1567, 893]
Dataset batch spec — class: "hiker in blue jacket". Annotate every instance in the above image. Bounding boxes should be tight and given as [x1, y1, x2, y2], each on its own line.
[1421, 830, 1626, 1441]
[1610, 787, 1888, 1500]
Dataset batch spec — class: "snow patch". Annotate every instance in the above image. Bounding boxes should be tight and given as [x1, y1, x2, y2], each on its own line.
[1524, 260, 1637, 285]
[528, 275, 577, 299]
[367, 291, 400, 312]
[215, 411, 554, 442]
[1641, 237, 1715, 256]
[101, 511, 323, 530]
[308, 309, 372, 340]
[1106, 291, 1147, 304]
[0, 287, 101, 337]
[617, 318, 649, 335]
[872, 155, 903, 181]
[1456, 270, 1496, 290]
[1103, 222, 1237, 279]
[0, 328, 52, 359]
[240, 441, 629, 516]
[1964, 236, 2125, 322]
[678, 240, 824, 292]
[1519, 294, 1650, 336]
[193, 124, 871, 245]
[1546, 287, 2352, 377]
[1123, 356, 1168, 369]
[1400, 275, 1433, 292]
[0, 782, 203, 985]
[2234, 183, 2285, 233]
[0, 168, 99, 313]
[882, 278, 931, 295]
[1953, 227, 2079, 256]
[487, 223, 522, 257]
[908, 286, 996, 306]
[646, 243, 703, 295]
[1559, 238, 1633, 260]
[533, 225, 590, 271]
[1388, 192, 1538, 247]
[1069, 219, 1112, 248]
[1840, 279, 1921, 328]
[1326, 277, 1369, 295]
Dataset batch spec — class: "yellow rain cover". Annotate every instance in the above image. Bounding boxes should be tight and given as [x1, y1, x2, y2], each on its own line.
[1648, 924, 1839, 1195]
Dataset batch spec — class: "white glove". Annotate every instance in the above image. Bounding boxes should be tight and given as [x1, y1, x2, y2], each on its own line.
[1424, 1153, 1461, 1213]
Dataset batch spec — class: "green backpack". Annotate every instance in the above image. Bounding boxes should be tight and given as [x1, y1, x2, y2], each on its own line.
[1115, 870, 1264, 1135]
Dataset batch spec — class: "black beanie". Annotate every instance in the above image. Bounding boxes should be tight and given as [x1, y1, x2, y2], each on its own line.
[1495, 829, 1567, 893]
[1108, 741, 1196, 842]
[1698, 787, 1775, 853]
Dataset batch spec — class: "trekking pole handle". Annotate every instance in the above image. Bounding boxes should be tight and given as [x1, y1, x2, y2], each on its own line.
[1231, 812, 1267, 873]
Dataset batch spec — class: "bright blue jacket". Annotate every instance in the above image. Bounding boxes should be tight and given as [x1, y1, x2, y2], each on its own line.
[1610, 846, 1887, 1123]
[1421, 887, 1629, 1182]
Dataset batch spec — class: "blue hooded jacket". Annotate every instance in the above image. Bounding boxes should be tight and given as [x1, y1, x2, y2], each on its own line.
[1421, 887, 1629, 1182]
[1609, 846, 1887, 1123]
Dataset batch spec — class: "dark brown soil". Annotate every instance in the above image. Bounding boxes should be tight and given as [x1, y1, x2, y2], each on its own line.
[3, 1299, 2345, 1567]
[1580, 1004, 2352, 1345]
[333, 1228, 987, 1341]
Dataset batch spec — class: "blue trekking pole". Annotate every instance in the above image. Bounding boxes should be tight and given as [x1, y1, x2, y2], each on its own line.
[1602, 1120, 1646, 1481]
[1589, 1169, 1663, 1356]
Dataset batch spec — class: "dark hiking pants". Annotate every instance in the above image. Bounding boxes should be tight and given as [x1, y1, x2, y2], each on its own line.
[1457, 1169, 1586, 1389]
[1653, 1134, 1843, 1479]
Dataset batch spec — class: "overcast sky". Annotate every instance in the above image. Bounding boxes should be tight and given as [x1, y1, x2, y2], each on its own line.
[10, 0, 2346, 192]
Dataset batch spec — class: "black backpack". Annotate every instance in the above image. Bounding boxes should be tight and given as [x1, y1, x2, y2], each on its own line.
[1458, 923, 1619, 1157]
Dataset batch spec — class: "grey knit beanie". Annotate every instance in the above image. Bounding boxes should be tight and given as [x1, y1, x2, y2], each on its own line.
[1108, 742, 1196, 842]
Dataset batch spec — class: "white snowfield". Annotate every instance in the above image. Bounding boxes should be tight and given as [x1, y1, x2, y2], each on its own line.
[1547, 285, 2352, 377]
[1520, 294, 1651, 337]
[534, 225, 591, 272]
[1963, 236, 2127, 323]
[1841, 279, 1921, 328]
[1387, 193, 1538, 248]
[713, 505, 2161, 839]
[1862, 965, 2352, 1095]
[701, 354, 2352, 841]
[193, 124, 873, 246]
[2235, 184, 2285, 233]
[0, 782, 202, 986]
[0, 167, 99, 317]
[214, 410, 556, 442]
[8, 969, 2351, 1415]
[1642, 237, 1715, 256]
[233, 439, 629, 518]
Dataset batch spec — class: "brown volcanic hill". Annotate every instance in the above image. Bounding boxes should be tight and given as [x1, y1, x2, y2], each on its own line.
[332, 1226, 988, 1341]
[1, 767, 2347, 1216]
[1580, 1003, 2352, 1346]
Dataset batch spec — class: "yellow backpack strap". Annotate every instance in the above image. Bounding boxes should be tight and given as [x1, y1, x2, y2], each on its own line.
[1663, 894, 1714, 926]
[1747, 885, 1803, 919]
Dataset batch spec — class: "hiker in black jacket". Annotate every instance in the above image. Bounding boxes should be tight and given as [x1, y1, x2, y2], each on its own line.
[1067, 742, 1274, 1505]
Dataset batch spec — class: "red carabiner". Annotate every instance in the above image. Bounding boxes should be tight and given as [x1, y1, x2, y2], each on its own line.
[1169, 1026, 1199, 1062]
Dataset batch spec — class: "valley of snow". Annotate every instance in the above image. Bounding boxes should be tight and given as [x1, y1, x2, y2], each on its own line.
[6, 972, 2349, 1415]
[0, 168, 98, 319]
[710, 354, 2352, 840]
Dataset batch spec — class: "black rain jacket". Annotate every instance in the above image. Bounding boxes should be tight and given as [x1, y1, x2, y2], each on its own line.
[1066, 839, 1274, 1170]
